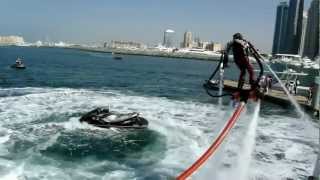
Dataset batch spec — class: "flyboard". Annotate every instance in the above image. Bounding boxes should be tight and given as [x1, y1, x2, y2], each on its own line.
[177, 42, 265, 180]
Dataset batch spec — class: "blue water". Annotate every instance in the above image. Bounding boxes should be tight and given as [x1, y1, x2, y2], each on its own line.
[0, 46, 318, 180]
[0, 47, 232, 101]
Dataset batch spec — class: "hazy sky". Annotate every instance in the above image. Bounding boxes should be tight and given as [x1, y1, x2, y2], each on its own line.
[0, 0, 312, 52]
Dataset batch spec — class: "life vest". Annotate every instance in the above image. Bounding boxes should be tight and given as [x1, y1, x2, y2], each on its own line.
[232, 39, 250, 60]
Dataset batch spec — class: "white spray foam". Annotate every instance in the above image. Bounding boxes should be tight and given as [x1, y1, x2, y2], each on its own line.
[0, 87, 317, 179]
[232, 100, 260, 180]
[0, 87, 225, 178]
[2, 164, 25, 180]
[264, 63, 304, 117]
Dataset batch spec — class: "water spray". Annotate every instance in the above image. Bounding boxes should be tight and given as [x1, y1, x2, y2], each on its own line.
[218, 57, 224, 106]
[264, 63, 304, 117]
[248, 43, 304, 118]
[233, 101, 261, 180]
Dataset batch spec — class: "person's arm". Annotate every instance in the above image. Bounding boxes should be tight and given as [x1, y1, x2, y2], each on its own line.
[223, 41, 232, 68]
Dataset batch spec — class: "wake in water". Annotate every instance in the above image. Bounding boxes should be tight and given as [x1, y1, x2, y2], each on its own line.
[201, 101, 260, 180]
[0, 87, 317, 179]
[194, 100, 317, 180]
[232, 100, 261, 180]
[0, 87, 226, 179]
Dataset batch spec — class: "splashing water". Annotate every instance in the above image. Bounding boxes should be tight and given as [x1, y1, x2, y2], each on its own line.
[218, 62, 224, 106]
[263, 62, 304, 117]
[233, 101, 261, 180]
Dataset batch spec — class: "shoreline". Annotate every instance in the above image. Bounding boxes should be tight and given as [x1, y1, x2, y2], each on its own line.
[65, 46, 222, 61]
[0, 45, 228, 62]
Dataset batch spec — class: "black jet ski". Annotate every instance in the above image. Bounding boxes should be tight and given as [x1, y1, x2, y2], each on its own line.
[79, 108, 148, 129]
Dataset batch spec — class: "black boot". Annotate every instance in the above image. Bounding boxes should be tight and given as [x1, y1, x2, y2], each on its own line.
[250, 80, 257, 90]
[237, 80, 245, 90]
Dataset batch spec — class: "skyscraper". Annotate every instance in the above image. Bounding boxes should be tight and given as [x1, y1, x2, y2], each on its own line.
[183, 31, 193, 48]
[163, 29, 175, 48]
[272, 2, 289, 55]
[303, 0, 320, 59]
[285, 0, 304, 54]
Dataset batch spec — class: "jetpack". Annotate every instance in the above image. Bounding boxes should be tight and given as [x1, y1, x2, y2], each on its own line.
[203, 42, 265, 103]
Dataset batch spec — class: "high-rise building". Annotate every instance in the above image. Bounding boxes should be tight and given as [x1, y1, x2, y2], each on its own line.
[183, 31, 192, 48]
[163, 29, 175, 48]
[303, 0, 320, 59]
[272, 2, 289, 55]
[285, 0, 304, 54]
[206, 42, 222, 52]
[299, 12, 308, 56]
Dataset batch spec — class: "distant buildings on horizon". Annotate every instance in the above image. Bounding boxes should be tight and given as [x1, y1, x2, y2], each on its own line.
[179, 30, 222, 52]
[108, 40, 146, 49]
[0, 36, 24, 46]
[0, 29, 223, 53]
[105, 29, 222, 53]
[0, 35, 77, 48]
[273, 0, 320, 60]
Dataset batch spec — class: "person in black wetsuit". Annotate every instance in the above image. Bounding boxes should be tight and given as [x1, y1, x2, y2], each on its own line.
[223, 33, 256, 90]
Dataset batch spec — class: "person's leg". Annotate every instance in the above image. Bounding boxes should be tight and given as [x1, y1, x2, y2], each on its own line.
[244, 57, 255, 86]
[238, 68, 246, 89]
[234, 59, 246, 89]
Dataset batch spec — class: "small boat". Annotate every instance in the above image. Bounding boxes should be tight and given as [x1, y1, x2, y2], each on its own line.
[112, 52, 123, 60]
[79, 108, 148, 129]
[11, 58, 26, 69]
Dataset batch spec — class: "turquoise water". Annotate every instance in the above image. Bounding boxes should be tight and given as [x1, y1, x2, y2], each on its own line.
[0, 47, 226, 101]
[0, 46, 318, 179]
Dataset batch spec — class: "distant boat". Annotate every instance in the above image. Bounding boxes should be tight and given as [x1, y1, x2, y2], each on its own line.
[272, 68, 309, 94]
[270, 54, 302, 67]
[112, 52, 123, 60]
[11, 58, 26, 69]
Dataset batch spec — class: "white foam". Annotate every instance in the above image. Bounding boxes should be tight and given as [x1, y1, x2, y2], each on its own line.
[2, 164, 25, 180]
[102, 170, 135, 180]
[232, 100, 261, 180]
[0, 87, 317, 179]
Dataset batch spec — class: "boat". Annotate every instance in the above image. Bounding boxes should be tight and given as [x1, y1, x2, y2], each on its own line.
[272, 68, 309, 94]
[270, 54, 302, 67]
[302, 57, 313, 69]
[79, 108, 148, 129]
[11, 58, 26, 69]
[301, 57, 320, 69]
[112, 52, 123, 60]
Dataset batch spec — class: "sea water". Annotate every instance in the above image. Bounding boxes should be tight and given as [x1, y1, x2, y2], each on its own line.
[0, 46, 318, 179]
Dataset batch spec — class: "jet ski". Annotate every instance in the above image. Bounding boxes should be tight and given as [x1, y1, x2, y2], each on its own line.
[11, 58, 26, 69]
[11, 63, 26, 69]
[79, 108, 148, 129]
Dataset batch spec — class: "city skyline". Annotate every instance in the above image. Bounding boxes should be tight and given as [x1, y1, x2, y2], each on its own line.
[0, 0, 313, 53]
[272, 0, 305, 55]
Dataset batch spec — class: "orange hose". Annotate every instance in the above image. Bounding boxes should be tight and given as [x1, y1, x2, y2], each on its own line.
[177, 102, 246, 180]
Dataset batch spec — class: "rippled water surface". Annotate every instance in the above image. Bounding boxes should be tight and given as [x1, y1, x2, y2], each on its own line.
[0, 47, 318, 179]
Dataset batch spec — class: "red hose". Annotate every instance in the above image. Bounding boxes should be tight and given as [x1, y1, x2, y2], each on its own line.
[177, 102, 246, 180]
